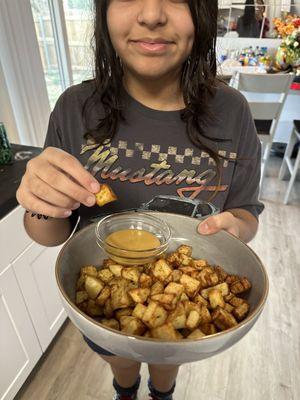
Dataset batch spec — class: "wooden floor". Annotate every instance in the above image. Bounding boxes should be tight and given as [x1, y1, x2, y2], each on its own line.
[15, 156, 300, 400]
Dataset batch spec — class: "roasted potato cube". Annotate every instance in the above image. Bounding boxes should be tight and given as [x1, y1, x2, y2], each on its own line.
[76, 274, 86, 290]
[143, 263, 155, 275]
[201, 282, 229, 299]
[226, 274, 239, 285]
[171, 269, 183, 282]
[166, 252, 181, 266]
[78, 300, 88, 313]
[95, 183, 117, 207]
[233, 302, 250, 321]
[86, 299, 103, 316]
[76, 290, 89, 305]
[167, 303, 186, 329]
[153, 259, 173, 282]
[111, 284, 132, 310]
[212, 307, 238, 330]
[150, 281, 165, 296]
[224, 303, 234, 313]
[100, 318, 119, 330]
[140, 273, 153, 288]
[180, 274, 200, 297]
[81, 266, 98, 277]
[151, 323, 178, 340]
[193, 259, 208, 270]
[230, 278, 251, 295]
[183, 300, 200, 315]
[214, 266, 228, 282]
[193, 293, 209, 307]
[198, 306, 212, 324]
[164, 282, 184, 296]
[208, 289, 225, 309]
[129, 288, 150, 303]
[186, 310, 200, 330]
[228, 296, 246, 307]
[102, 259, 115, 268]
[109, 264, 123, 277]
[177, 245, 192, 257]
[132, 303, 147, 319]
[198, 269, 219, 288]
[122, 267, 140, 284]
[85, 276, 104, 299]
[200, 323, 217, 335]
[115, 307, 133, 320]
[224, 292, 235, 302]
[103, 298, 114, 318]
[180, 292, 189, 302]
[120, 316, 146, 335]
[142, 301, 168, 328]
[98, 268, 114, 283]
[187, 329, 206, 339]
[151, 293, 177, 310]
[178, 254, 193, 267]
[179, 266, 197, 275]
[96, 286, 111, 306]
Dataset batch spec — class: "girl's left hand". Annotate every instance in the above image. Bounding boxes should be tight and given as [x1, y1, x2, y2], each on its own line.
[197, 211, 240, 238]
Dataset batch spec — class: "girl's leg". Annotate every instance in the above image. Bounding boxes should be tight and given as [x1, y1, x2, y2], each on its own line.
[148, 364, 180, 396]
[100, 355, 141, 388]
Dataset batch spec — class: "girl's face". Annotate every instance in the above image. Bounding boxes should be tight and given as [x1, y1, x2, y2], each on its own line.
[107, 0, 195, 81]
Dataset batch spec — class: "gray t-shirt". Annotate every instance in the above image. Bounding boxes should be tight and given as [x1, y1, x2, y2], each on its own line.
[44, 80, 264, 227]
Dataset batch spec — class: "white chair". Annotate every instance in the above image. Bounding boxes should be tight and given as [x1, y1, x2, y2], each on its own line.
[231, 72, 294, 191]
[278, 120, 300, 204]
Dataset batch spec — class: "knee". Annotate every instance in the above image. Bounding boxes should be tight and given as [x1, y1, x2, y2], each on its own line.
[149, 363, 180, 372]
[100, 355, 141, 370]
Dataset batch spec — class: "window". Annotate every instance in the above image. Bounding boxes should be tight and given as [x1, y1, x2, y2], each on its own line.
[63, 0, 93, 85]
[31, 0, 63, 108]
[31, 0, 93, 109]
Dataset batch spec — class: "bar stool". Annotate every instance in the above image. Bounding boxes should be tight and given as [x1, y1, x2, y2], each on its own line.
[278, 120, 300, 204]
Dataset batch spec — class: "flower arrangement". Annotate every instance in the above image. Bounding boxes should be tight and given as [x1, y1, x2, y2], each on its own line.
[276, 28, 300, 69]
[273, 14, 300, 38]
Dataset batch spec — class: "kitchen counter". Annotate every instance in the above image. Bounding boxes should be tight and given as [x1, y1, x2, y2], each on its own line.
[0, 144, 41, 220]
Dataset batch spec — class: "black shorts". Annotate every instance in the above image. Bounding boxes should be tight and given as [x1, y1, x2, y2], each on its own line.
[83, 335, 116, 356]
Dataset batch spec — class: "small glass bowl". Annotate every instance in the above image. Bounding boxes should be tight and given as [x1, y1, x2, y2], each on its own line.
[95, 211, 171, 265]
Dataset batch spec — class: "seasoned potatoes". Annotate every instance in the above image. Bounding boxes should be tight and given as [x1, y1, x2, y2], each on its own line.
[76, 246, 251, 340]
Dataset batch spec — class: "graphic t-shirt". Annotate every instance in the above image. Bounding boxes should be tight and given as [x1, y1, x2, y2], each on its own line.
[44, 80, 264, 228]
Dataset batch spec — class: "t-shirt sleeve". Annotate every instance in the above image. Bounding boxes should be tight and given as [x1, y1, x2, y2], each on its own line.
[223, 97, 264, 219]
[43, 111, 64, 150]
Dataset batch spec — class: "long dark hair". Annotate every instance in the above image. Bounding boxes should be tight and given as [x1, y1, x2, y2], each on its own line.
[242, 0, 257, 26]
[83, 0, 224, 193]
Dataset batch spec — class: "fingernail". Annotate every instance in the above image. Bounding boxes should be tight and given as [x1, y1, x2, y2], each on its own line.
[199, 222, 210, 234]
[64, 210, 72, 217]
[90, 182, 100, 193]
[72, 202, 80, 210]
[86, 195, 96, 206]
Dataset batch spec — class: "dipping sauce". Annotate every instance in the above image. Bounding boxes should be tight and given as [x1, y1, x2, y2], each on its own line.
[105, 229, 161, 265]
[105, 229, 160, 251]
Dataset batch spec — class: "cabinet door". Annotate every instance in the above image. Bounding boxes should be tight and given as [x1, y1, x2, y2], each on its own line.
[0, 266, 42, 400]
[13, 244, 67, 352]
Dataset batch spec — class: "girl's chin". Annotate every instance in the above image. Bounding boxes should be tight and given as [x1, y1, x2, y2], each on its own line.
[125, 63, 180, 81]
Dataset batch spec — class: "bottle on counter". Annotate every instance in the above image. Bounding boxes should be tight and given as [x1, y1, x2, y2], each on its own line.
[0, 122, 13, 165]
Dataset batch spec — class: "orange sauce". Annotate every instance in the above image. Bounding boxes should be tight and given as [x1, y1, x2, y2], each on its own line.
[105, 229, 160, 251]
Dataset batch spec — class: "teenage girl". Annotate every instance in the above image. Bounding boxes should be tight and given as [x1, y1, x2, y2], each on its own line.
[17, 1, 264, 399]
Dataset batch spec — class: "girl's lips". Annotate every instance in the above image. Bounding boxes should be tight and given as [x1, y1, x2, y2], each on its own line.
[131, 40, 173, 53]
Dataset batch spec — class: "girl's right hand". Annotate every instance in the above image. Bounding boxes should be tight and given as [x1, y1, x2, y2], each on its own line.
[16, 147, 100, 218]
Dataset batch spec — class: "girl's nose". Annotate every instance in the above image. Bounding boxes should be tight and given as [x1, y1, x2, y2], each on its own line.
[137, 0, 168, 29]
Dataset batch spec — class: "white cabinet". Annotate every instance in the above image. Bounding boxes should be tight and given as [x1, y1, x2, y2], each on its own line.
[0, 266, 42, 400]
[13, 243, 66, 352]
[0, 206, 67, 400]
